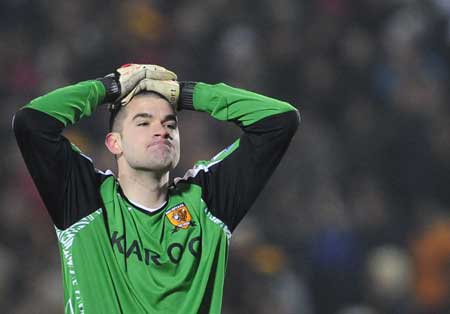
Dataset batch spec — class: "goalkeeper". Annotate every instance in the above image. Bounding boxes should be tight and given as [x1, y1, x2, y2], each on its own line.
[13, 64, 300, 314]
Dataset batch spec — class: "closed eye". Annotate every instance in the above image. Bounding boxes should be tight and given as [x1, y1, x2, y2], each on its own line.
[137, 122, 149, 126]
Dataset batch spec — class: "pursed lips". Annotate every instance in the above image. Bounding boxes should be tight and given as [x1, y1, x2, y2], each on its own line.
[148, 140, 172, 149]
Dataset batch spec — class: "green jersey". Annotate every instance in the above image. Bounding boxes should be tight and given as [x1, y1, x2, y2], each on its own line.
[13, 80, 299, 313]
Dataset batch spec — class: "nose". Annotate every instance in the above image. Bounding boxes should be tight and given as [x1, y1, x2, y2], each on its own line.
[153, 122, 170, 139]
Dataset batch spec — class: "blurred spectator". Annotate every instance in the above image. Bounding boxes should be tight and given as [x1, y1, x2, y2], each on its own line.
[412, 211, 450, 313]
[365, 245, 414, 313]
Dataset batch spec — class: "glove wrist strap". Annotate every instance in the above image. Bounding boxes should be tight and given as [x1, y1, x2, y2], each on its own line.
[98, 74, 121, 103]
[178, 81, 196, 110]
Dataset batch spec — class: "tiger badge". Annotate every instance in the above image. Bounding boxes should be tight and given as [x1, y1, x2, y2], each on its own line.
[166, 203, 196, 233]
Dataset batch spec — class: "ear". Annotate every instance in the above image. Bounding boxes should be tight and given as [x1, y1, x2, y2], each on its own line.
[105, 132, 122, 155]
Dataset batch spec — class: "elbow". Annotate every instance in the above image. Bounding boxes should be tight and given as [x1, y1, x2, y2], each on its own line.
[13, 107, 64, 138]
[12, 108, 30, 139]
[12, 108, 50, 140]
[283, 108, 301, 137]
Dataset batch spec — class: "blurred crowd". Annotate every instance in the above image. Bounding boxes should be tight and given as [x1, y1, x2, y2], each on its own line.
[1, 0, 450, 313]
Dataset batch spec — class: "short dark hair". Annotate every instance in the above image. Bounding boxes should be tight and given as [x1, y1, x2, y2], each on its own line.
[108, 91, 168, 132]
[108, 102, 122, 132]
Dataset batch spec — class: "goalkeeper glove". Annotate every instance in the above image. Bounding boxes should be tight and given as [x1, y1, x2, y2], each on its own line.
[99, 63, 177, 105]
[121, 78, 180, 109]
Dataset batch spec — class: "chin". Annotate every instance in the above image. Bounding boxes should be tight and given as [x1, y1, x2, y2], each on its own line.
[133, 151, 179, 172]
[147, 158, 176, 173]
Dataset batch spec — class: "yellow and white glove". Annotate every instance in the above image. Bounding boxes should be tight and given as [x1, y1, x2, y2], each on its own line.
[99, 63, 177, 107]
[121, 78, 180, 108]
[117, 64, 177, 99]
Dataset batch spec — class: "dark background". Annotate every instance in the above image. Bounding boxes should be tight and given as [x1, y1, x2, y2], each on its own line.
[1, 0, 450, 313]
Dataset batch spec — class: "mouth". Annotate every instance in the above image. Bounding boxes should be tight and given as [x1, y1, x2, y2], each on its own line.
[148, 140, 172, 149]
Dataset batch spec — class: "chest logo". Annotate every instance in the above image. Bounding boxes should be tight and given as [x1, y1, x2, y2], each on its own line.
[166, 203, 196, 232]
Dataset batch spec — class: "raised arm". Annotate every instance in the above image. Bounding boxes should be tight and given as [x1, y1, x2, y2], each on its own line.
[176, 82, 300, 232]
[13, 80, 107, 229]
[13, 64, 179, 229]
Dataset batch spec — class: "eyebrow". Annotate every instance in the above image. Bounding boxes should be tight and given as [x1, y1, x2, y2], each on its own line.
[132, 113, 178, 123]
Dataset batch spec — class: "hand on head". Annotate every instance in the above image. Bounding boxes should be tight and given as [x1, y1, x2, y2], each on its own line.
[108, 63, 180, 110]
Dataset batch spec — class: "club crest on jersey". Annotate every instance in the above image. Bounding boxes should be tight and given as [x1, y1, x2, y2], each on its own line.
[166, 203, 196, 232]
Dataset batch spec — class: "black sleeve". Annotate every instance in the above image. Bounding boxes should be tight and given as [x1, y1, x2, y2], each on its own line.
[184, 110, 300, 232]
[13, 108, 104, 230]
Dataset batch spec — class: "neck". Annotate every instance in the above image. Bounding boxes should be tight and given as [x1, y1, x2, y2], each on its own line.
[118, 167, 169, 209]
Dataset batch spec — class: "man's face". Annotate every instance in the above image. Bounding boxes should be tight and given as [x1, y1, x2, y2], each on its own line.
[112, 95, 180, 174]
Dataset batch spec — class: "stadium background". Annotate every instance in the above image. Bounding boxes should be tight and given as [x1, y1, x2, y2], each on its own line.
[1, 0, 450, 313]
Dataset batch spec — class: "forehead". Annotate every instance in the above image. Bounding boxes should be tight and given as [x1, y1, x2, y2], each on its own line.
[125, 96, 175, 118]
